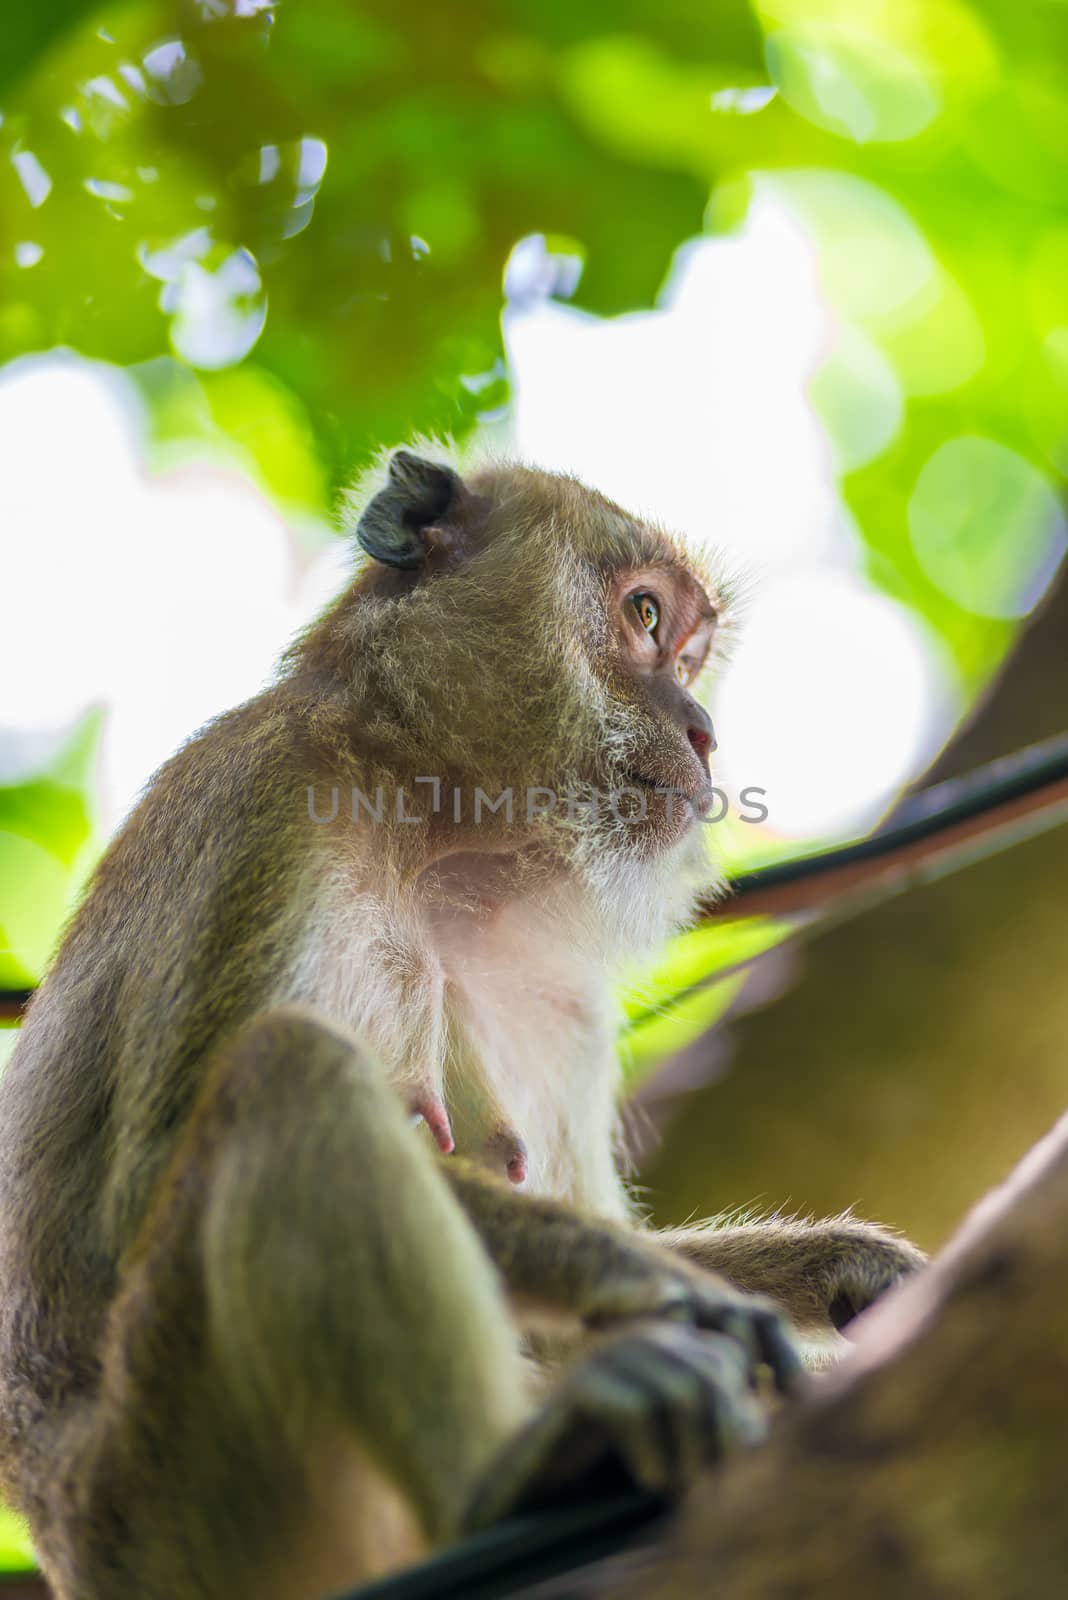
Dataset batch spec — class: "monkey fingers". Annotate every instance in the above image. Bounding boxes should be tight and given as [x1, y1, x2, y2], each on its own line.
[463, 1321, 768, 1531]
[680, 1284, 806, 1398]
[584, 1263, 804, 1398]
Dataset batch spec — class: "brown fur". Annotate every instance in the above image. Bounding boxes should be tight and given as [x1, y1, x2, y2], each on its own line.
[0, 456, 922, 1596]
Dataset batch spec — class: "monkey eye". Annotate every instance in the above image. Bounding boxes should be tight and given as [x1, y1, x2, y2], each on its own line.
[631, 592, 660, 636]
[676, 657, 693, 686]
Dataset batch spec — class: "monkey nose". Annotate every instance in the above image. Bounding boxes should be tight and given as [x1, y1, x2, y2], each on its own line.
[686, 710, 716, 762]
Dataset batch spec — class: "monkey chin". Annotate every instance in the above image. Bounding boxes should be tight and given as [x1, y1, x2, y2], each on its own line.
[609, 769, 719, 858]
[578, 794, 723, 963]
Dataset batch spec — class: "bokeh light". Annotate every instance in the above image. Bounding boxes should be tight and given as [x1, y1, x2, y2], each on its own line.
[715, 572, 954, 838]
[909, 436, 1067, 619]
[0, 353, 341, 826]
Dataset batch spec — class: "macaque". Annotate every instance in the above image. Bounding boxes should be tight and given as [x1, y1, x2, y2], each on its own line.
[0, 450, 922, 1598]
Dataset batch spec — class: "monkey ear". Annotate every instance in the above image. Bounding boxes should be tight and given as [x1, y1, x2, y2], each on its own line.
[356, 450, 463, 570]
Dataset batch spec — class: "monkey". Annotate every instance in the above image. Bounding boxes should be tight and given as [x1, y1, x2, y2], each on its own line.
[0, 449, 923, 1598]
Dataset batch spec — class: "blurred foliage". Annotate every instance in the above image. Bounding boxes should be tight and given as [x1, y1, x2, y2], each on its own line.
[621, 917, 787, 1082]
[0, 0, 1058, 544]
[0, 1503, 33, 1570]
[0, 0, 766, 479]
[0, 711, 101, 990]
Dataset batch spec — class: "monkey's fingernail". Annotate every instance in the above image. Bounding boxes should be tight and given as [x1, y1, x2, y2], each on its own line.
[410, 1092, 455, 1154]
[506, 1147, 528, 1186]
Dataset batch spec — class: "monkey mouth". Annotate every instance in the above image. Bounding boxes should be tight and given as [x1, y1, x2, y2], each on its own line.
[622, 771, 696, 801]
[618, 772, 712, 819]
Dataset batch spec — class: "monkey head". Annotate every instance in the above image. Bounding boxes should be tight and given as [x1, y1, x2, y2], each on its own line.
[299, 448, 730, 918]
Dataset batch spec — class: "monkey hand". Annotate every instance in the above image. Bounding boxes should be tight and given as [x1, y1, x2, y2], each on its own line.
[463, 1319, 771, 1530]
[577, 1251, 803, 1397]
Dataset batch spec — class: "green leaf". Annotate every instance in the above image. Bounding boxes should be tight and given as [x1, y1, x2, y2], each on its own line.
[622, 973, 747, 1087]
[0, 1502, 35, 1572]
[619, 917, 792, 1088]
[0, 0, 103, 97]
[0, 711, 102, 986]
[621, 916, 788, 1029]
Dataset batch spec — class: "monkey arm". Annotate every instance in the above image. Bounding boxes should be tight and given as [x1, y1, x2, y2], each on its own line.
[442, 1160, 802, 1391]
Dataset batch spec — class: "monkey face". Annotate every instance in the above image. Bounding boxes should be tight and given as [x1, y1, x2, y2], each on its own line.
[598, 561, 719, 852]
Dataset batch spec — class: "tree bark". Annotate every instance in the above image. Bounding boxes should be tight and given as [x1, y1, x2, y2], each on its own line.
[571, 1107, 1068, 1599]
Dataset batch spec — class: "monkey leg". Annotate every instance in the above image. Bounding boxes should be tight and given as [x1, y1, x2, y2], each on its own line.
[413, 1163, 803, 1530]
[655, 1217, 925, 1351]
[36, 1006, 530, 1600]
[464, 1319, 770, 1532]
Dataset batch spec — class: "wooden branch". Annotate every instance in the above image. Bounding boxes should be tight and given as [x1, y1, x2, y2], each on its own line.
[569, 1107, 1068, 1600]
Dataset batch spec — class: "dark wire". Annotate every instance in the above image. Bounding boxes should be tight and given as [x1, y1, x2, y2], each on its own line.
[727, 729, 1068, 901]
[328, 1490, 667, 1600]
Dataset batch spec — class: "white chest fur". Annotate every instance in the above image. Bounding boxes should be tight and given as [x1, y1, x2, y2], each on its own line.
[284, 860, 629, 1220]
